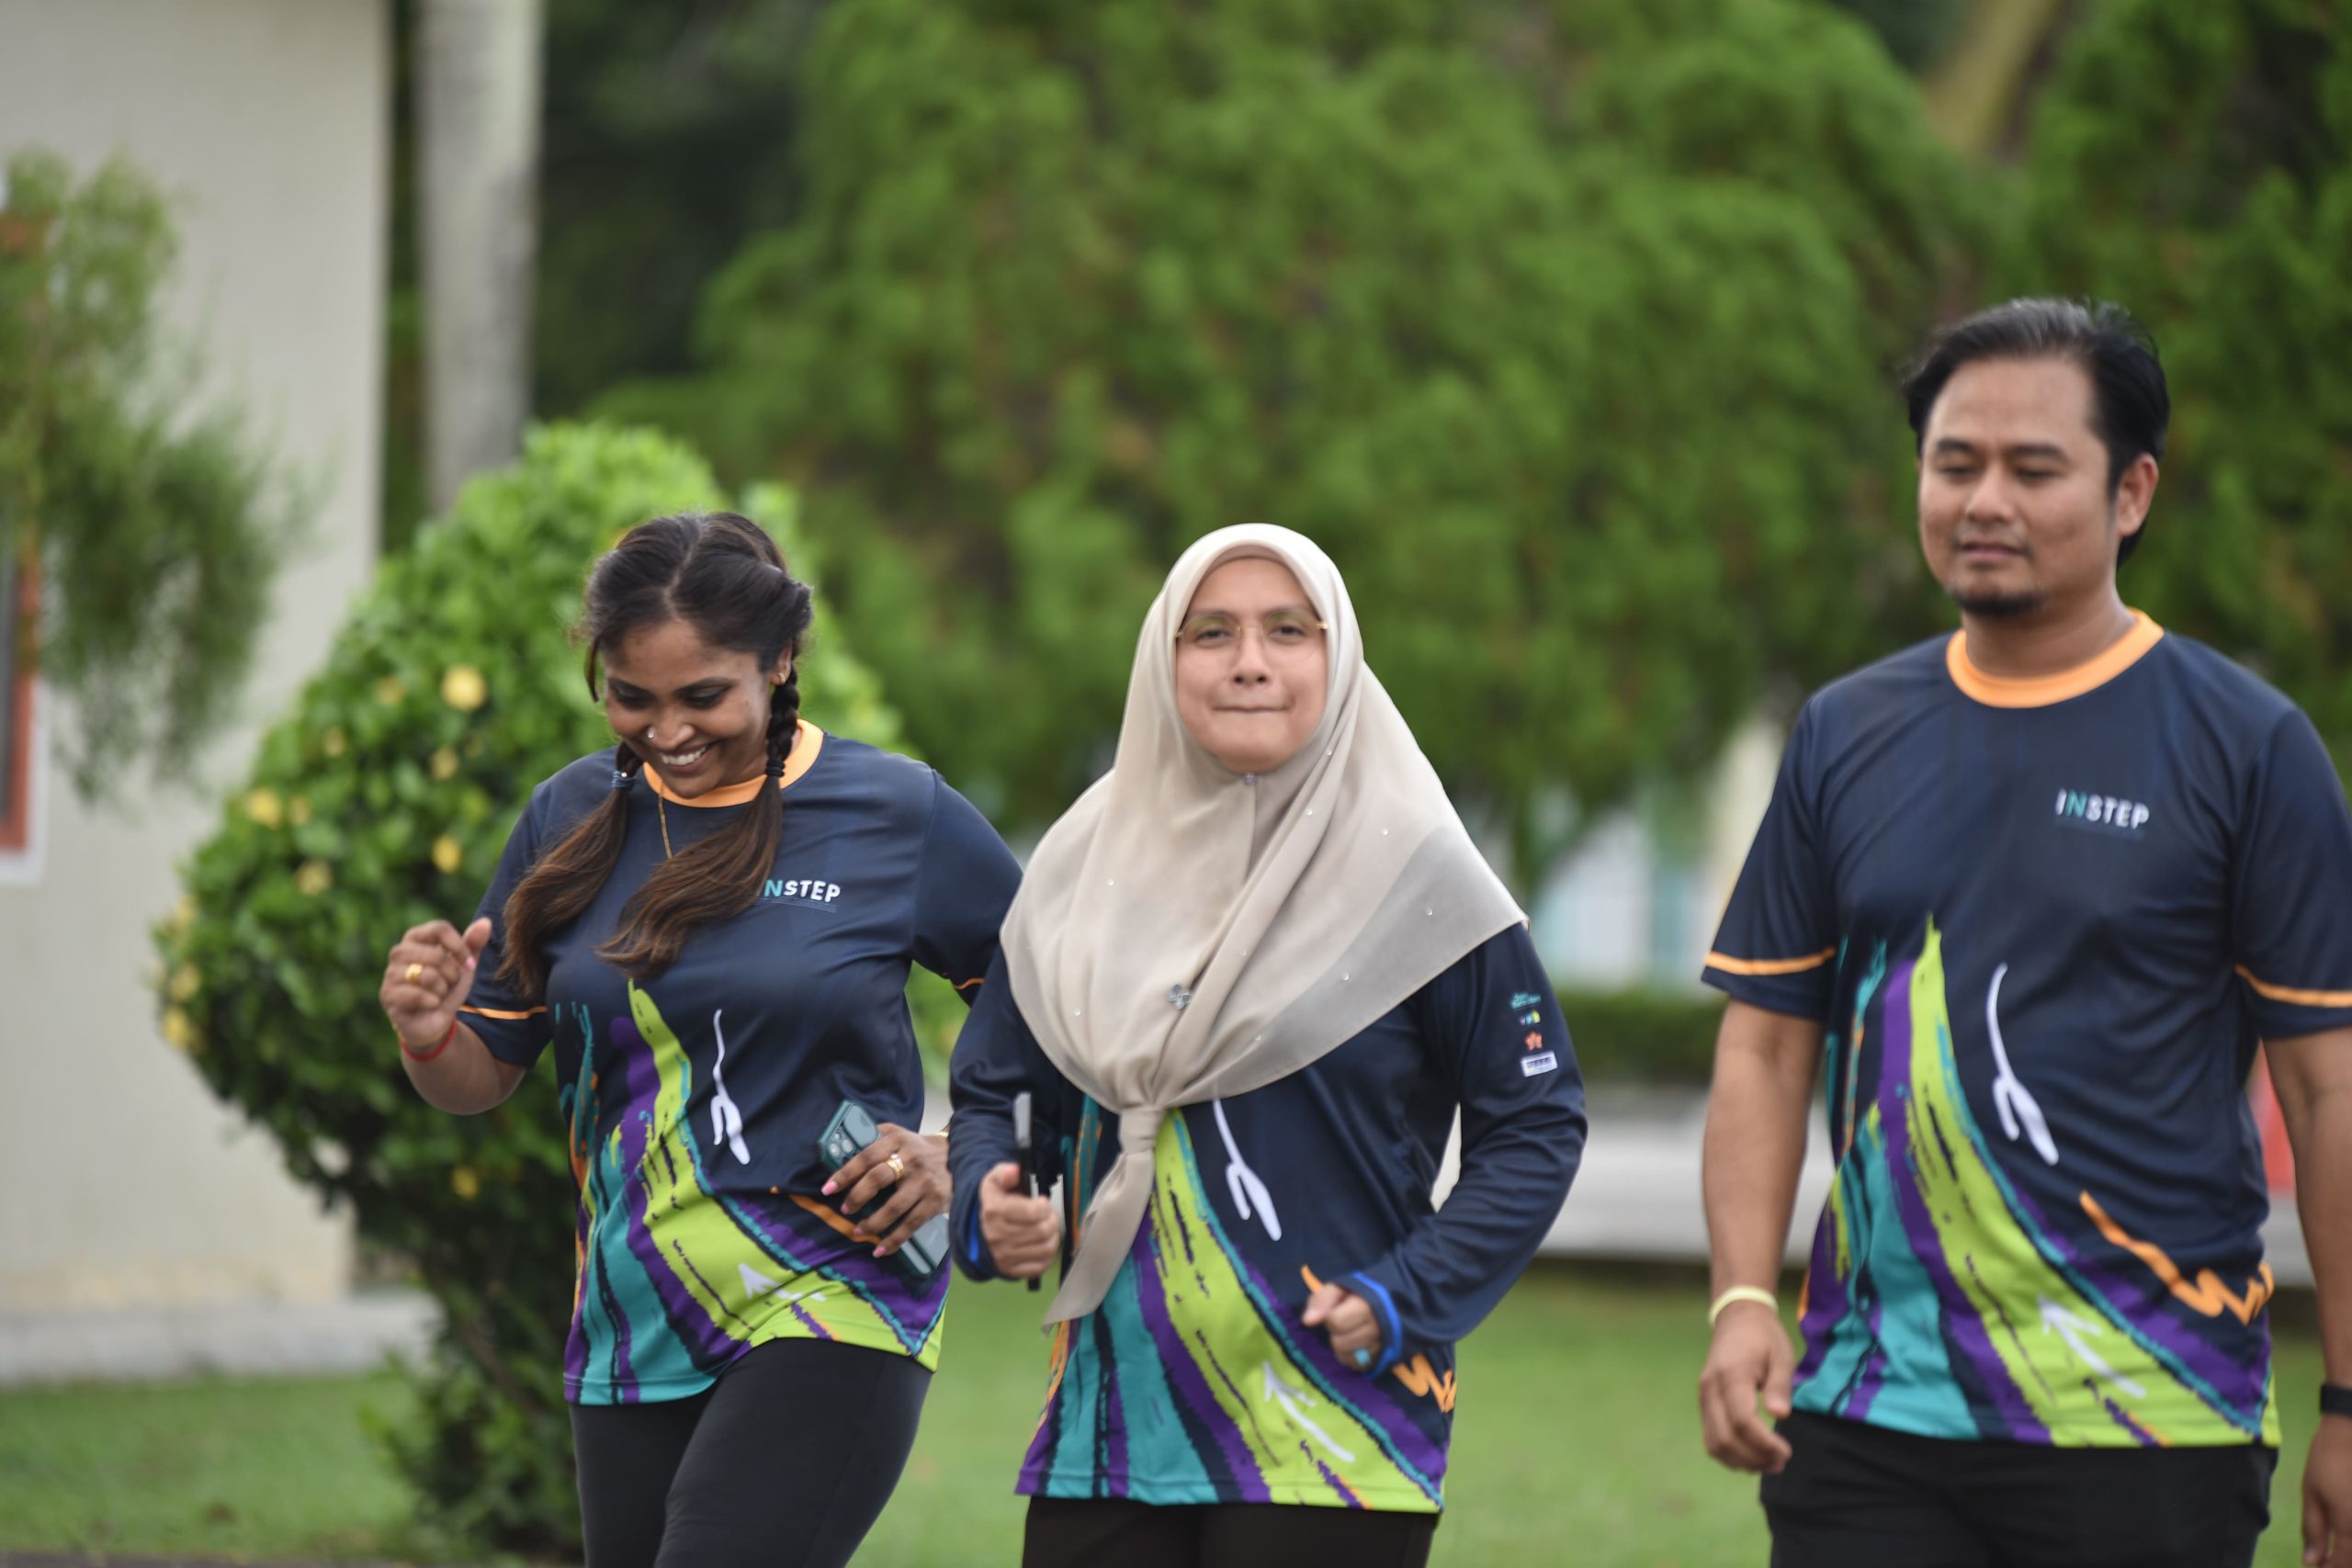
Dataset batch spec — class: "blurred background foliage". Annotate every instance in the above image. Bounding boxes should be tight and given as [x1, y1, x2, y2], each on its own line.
[372, 0, 2352, 834]
[592, 0, 1984, 856]
[153, 423, 960, 1550]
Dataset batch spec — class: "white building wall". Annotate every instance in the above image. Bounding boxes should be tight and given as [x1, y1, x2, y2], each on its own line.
[0, 0, 388, 1310]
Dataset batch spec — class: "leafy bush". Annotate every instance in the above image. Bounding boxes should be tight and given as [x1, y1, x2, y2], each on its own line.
[153, 422, 936, 1553]
[1555, 986, 1725, 1088]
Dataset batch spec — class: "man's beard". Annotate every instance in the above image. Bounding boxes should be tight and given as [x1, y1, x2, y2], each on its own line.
[1949, 581, 2048, 619]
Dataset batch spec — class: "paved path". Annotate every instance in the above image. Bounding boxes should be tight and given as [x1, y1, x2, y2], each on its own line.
[0, 1291, 435, 1387]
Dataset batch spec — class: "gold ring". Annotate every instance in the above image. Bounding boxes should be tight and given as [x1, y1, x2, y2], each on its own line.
[886, 1152, 906, 1180]
[403, 962, 424, 984]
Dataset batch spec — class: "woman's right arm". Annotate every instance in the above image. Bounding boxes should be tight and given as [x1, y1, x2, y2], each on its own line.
[381, 917, 526, 1114]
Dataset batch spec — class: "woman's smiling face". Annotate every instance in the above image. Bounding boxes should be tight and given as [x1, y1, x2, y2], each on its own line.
[1171, 556, 1329, 774]
[602, 616, 789, 797]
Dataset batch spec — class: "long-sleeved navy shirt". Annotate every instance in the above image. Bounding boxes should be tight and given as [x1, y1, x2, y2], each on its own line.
[948, 923, 1586, 1510]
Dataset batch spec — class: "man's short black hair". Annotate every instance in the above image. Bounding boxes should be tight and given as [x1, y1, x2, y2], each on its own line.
[1902, 298, 2169, 564]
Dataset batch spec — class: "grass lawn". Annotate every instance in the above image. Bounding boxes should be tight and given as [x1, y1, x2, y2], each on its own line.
[0, 1367, 419, 1561]
[0, 1265, 2329, 1566]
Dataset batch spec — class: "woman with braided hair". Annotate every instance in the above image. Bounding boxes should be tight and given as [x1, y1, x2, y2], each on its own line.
[377, 511, 1020, 1567]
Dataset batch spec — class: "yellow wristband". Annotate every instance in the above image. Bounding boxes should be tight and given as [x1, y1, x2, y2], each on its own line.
[1708, 1285, 1779, 1326]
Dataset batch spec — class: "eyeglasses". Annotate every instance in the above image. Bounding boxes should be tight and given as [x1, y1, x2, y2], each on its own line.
[1174, 608, 1328, 656]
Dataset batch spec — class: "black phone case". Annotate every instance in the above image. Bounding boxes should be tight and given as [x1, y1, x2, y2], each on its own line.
[816, 1099, 949, 1279]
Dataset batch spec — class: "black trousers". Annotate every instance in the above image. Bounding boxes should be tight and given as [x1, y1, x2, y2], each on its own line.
[1023, 1495, 1438, 1568]
[1760, 1410, 2277, 1568]
[569, 1337, 931, 1568]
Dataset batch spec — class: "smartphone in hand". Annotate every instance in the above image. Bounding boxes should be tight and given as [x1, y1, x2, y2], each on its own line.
[817, 1100, 949, 1279]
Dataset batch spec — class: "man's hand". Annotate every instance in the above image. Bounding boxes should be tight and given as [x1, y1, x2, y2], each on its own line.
[1304, 1280, 1381, 1371]
[978, 1160, 1061, 1279]
[2305, 1414, 2352, 1564]
[1699, 1299, 1796, 1473]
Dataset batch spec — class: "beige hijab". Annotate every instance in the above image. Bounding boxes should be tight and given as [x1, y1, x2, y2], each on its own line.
[1002, 524, 1523, 1324]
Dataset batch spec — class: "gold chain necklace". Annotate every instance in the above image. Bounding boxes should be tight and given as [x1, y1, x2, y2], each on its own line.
[652, 744, 784, 860]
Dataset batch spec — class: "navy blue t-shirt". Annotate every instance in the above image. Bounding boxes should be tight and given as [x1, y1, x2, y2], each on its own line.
[948, 924, 1587, 1510]
[461, 725, 1020, 1403]
[1705, 615, 2352, 1448]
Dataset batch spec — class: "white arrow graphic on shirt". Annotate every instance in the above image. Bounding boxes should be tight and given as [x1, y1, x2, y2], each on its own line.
[1261, 1361, 1355, 1464]
[737, 1264, 822, 1306]
[1986, 964, 2059, 1166]
[1215, 1100, 1282, 1241]
[2040, 1297, 2146, 1399]
[710, 1009, 752, 1166]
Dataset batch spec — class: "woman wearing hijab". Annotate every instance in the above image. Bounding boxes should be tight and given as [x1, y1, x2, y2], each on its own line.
[947, 525, 1587, 1567]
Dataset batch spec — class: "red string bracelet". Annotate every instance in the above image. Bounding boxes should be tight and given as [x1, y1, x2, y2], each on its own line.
[401, 1017, 459, 1062]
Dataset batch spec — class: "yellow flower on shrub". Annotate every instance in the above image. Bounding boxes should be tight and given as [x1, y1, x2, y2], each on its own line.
[161, 1007, 199, 1054]
[432, 834, 465, 874]
[295, 860, 334, 896]
[245, 787, 284, 829]
[166, 964, 202, 1003]
[441, 664, 488, 712]
[429, 746, 460, 781]
[289, 795, 314, 826]
[451, 1166, 481, 1201]
[375, 675, 406, 705]
[322, 726, 347, 758]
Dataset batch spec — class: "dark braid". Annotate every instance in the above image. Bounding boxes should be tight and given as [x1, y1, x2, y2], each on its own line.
[498, 513, 815, 995]
[765, 668, 802, 781]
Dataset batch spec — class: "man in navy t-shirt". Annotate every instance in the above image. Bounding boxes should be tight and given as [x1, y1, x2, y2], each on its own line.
[1697, 299, 2352, 1568]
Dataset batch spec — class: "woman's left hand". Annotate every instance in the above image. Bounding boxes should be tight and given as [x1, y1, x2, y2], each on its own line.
[822, 1124, 949, 1258]
[1305, 1280, 1383, 1372]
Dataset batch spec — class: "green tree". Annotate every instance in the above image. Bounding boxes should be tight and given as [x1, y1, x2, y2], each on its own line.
[2015, 0, 2352, 756]
[0, 151, 294, 798]
[155, 423, 931, 1553]
[603, 0, 1982, 859]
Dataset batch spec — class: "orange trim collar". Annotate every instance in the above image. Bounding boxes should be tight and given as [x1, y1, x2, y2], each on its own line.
[644, 721, 824, 807]
[1945, 612, 2164, 709]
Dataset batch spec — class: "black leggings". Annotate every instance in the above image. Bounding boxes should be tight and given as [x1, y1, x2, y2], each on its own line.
[570, 1337, 931, 1568]
[1023, 1495, 1438, 1568]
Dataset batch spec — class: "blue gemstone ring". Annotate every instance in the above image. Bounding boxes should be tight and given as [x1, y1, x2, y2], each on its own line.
[1351, 1347, 1372, 1371]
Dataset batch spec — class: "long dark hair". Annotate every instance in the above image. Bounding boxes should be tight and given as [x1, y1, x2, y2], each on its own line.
[498, 512, 814, 997]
